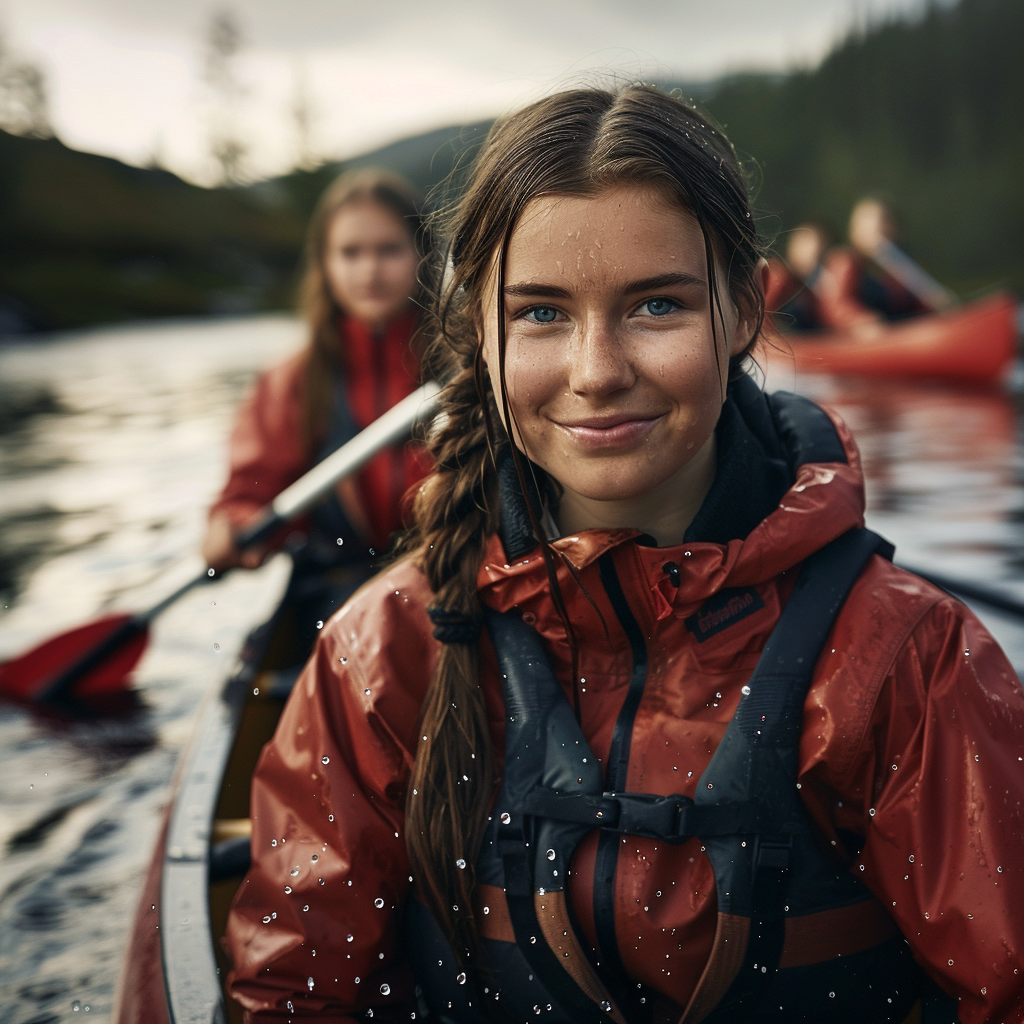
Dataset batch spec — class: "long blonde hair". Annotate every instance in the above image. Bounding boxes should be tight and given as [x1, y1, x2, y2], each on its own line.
[297, 167, 427, 452]
[402, 84, 766, 972]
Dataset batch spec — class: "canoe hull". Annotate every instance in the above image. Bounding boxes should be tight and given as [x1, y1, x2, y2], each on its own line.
[759, 291, 1018, 384]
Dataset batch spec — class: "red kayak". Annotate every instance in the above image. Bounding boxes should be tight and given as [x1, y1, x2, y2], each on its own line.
[758, 291, 1018, 384]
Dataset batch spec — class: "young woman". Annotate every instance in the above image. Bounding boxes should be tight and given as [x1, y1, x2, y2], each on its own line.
[224, 87, 1024, 1024]
[202, 168, 431, 648]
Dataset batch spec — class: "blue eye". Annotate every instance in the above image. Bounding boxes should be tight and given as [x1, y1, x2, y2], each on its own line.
[525, 306, 559, 323]
[642, 298, 678, 316]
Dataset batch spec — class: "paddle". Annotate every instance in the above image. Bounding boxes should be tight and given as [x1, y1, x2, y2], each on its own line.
[848, 200, 955, 312]
[0, 380, 442, 705]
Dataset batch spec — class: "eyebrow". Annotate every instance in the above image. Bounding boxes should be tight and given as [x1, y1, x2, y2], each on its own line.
[503, 272, 708, 299]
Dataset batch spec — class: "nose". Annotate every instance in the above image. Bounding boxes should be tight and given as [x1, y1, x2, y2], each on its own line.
[567, 318, 636, 397]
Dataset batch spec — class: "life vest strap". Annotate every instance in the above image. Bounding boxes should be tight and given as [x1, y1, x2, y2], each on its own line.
[521, 787, 765, 843]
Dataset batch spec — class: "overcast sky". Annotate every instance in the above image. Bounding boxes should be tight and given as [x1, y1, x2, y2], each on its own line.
[3, 0, 933, 185]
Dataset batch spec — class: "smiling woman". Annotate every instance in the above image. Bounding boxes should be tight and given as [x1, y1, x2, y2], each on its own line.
[223, 85, 1024, 1024]
[486, 188, 755, 543]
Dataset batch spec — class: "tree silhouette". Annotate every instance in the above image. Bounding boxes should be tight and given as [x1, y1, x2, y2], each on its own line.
[203, 9, 248, 185]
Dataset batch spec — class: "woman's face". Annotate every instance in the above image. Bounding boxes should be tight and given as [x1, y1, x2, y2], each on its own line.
[323, 200, 419, 329]
[481, 186, 754, 533]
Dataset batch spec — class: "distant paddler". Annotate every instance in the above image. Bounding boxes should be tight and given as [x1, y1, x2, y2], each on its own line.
[846, 196, 956, 314]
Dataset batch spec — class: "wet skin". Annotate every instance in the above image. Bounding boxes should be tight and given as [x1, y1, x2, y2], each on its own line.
[481, 186, 757, 546]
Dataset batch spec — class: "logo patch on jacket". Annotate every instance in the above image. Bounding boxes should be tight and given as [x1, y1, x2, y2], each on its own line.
[685, 587, 765, 642]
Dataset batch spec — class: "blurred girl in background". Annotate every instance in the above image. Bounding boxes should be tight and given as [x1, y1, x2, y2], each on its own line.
[202, 167, 430, 651]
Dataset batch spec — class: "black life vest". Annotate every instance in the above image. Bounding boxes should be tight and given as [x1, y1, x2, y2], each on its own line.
[407, 525, 932, 1024]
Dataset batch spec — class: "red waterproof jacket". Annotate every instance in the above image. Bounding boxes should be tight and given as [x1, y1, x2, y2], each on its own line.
[209, 308, 427, 550]
[225, 392, 1024, 1024]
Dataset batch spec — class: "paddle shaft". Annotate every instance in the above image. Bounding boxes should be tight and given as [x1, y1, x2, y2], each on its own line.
[235, 381, 441, 549]
[36, 381, 442, 702]
[864, 238, 955, 312]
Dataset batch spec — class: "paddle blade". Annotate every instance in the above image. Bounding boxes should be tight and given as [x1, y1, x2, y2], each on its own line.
[0, 614, 149, 702]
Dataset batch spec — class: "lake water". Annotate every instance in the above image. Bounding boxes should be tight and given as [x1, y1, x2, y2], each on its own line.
[1, 316, 1023, 1023]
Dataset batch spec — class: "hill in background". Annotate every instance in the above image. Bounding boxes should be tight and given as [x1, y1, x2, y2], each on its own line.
[0, 0, 1019, 334]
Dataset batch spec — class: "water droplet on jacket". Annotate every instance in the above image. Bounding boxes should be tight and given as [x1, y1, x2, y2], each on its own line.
[909, 854, 915, 862]
[707, 783, 714, 790]
[303, 905, 309, 912]
[316, 620, 324, 629]
[868, 807, 876, 817]
[457, 972, 467, 985]
[997, 865, 1004, 872]
[483, 905, 490, 915]
[336, 537, 344, 545]
[501, 812, 511, 824]
[456, 858, 467, 869]
[213, 643, 220, 651]
[948, 959, 954, 966]
[381, 984, 391, 995]
[347, 933, 354, 942]
[375, 898, 385, 908]
[741, 685, 751, 696]
[287, 1001, 294, 1012]
[546, 849, 556, 861]
[329, 814, 334, 822]
[322, 756, 330, 765]
[829, 992, 835, 998]
[207, 568, 215, 576]
[601, 1001, 612, 1012]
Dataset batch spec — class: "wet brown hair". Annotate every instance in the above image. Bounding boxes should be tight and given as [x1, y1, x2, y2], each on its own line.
[402, 83, 766, 969]
[297, 167, 427, 451]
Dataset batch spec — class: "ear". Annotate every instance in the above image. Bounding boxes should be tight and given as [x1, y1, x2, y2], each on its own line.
[729, 258, 769, 358]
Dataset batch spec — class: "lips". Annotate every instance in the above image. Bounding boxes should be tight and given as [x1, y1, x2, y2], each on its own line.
[555, 414, 663, 449]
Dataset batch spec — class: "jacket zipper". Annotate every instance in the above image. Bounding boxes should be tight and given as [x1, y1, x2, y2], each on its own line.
[594, 550, 650, 1013]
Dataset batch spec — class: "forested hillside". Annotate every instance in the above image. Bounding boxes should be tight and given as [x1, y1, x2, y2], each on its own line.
[701, 0, 1022, 294]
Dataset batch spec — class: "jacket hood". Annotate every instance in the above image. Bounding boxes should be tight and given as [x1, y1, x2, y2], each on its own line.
[478, 374, 866, 620]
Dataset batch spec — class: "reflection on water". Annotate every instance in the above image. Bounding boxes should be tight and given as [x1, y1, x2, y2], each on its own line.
[0, 317, 297, 1022]
[0, 319, 1022, 1022]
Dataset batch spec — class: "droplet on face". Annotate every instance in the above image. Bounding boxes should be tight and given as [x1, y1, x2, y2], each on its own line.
[307, 976, 315, 991]
[322, 756, 330, 765]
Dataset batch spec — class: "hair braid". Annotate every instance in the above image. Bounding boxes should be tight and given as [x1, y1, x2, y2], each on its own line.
[402, 361, 500, 967]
